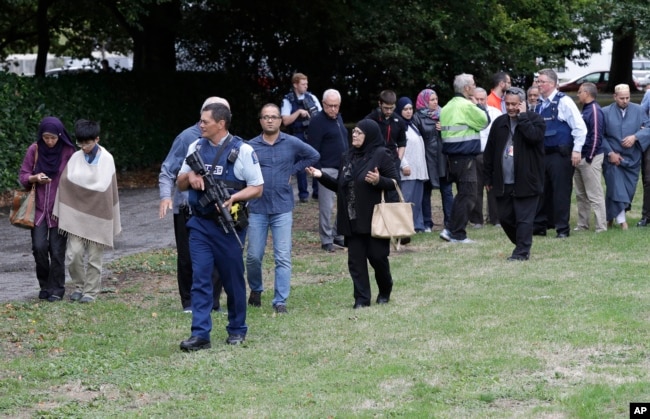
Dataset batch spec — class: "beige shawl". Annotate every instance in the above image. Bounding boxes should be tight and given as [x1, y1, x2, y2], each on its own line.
[54, 146, 121, 247]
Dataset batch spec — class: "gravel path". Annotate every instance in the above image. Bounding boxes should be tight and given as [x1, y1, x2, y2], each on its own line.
[0, 188, 175, 303]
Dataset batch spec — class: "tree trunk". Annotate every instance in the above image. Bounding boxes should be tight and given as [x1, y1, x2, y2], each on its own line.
[607, 23, 636, 92]
[34, 0, 54, 77]
[131, 0, 181, 72]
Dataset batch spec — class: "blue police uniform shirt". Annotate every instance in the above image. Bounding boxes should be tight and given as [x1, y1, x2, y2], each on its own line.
[179, 134, 264, 188]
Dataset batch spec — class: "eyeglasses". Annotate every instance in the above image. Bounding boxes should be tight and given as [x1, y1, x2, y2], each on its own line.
[76, 141, 95, 149]
[352, 129, 364, 136]
[323, 103, 340, 109]
[260, 115, 281, 121]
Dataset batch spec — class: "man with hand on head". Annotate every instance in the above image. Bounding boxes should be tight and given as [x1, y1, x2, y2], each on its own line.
[484, 87, 545, 261]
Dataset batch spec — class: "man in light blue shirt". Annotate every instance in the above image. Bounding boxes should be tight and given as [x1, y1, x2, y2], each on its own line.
[246, 103, 320, 313]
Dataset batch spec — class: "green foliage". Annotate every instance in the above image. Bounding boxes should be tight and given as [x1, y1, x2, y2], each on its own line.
[0, 72, 46, 189]
[0, 70, 272, 192]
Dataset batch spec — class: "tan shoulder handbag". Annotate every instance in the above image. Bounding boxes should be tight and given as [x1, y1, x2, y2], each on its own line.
[371, 179, 415, 247]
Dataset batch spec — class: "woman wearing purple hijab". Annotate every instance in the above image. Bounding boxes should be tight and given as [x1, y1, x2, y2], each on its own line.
[412, 88, 453, 232]
[19, 117, 75, 301]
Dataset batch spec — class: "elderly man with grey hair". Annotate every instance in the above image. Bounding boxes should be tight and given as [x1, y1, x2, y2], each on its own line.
[439, 73, 489, 243]
[307, 89, 349, 252]
[484, 87, 546, 260]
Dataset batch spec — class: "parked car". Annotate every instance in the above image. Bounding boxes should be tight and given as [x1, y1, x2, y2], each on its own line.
[558, 71, 609, 92]
[638, 74, 650, 90]
[633, 59, 650, 78]
[45, 66, 95, 77]
[559, 70, 641, 92]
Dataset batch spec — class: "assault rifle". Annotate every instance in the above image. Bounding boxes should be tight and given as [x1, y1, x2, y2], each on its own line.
[185, 150, 244, 249]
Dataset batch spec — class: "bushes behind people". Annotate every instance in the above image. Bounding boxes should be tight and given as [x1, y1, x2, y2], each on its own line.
[0, 71, 273, 192]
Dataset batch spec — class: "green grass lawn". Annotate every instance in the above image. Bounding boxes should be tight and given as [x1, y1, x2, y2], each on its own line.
[1, 190, 649, 418]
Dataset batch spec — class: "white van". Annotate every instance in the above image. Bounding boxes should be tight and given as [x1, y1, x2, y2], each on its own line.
[633, 60, 650, 78]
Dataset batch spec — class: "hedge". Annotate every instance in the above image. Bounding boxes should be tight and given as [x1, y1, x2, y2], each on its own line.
[0, 71, 276, 192]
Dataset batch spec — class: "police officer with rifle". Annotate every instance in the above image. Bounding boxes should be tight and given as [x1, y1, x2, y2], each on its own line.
[177, 103, 264, 351]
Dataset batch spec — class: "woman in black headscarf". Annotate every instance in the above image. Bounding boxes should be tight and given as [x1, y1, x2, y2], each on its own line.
[307, 119, 399, 308]
[19, 117, 75, 301]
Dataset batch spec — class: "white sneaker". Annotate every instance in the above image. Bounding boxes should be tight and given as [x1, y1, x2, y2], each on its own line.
[450, 238, 476, 244]
[439, 229, 451, 241]
[424, 228, 432, 233]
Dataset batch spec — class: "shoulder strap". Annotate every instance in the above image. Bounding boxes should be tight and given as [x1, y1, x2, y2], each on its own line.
[209, 134, 233, 171]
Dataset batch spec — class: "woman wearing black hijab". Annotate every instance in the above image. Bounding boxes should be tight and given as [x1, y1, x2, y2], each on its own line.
[18, 117, 75, 301]
[307, 119, 399, 308]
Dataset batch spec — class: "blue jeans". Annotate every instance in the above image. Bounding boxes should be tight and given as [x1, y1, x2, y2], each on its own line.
[401, 179, 425, 231]
[246, 211, 293, 307]
[422, 178, 453, 229]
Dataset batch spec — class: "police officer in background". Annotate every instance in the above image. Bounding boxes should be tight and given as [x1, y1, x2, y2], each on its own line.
[177, 103, 264, 351]
[533, 68, 587, 238]
[281, 72, 322, 202]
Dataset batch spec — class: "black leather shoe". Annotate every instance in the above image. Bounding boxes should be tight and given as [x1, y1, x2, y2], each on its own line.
[507, 255, 529, 261]
[353, 303, 370, 309]
[38, 290, 49, 300]
[333, 238, 345, 248]
[321, 243, 335, 252]
[533, 229, 546, 236]
[180, 336, 211, 351]
[556, 232, 569, 238]
[226, 334, 246, 345]
[637, 218, 649, 227]
[399, 237, 411, 245]
[248, 291, 261, 307]
[376, 296, 390, 304]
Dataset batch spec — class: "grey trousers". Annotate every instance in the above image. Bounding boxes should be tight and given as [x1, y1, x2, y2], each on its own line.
[318, 167, 342, 245]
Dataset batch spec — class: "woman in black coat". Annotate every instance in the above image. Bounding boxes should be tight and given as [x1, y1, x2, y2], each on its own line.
[307, 119, 399, 308]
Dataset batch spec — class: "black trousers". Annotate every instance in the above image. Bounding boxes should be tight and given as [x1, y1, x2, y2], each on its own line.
[447, 156, 477, 240]
[347, 233, 393, 306]
[470, 153, 499, 225]
[174, 209, 222, 310]
[497, 185, 539, 259]
[535, 152, 574, 235]
[31, 222, 66, 297]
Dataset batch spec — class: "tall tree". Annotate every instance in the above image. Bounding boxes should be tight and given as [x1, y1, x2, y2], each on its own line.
[579, 0, 650, 91]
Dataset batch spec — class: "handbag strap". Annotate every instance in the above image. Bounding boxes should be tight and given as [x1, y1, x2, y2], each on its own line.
[28, 145, 38, 192]
[33, 145, 38, 171]
[391, 179, 406, 203]
[379, 178, 406, 203]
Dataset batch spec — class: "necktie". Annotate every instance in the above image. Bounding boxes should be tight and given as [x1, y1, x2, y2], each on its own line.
[540, 99, 550, 111]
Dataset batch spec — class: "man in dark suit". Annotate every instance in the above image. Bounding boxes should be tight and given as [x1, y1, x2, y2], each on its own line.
[483, 87, 546, 261]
